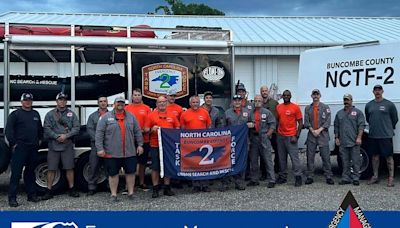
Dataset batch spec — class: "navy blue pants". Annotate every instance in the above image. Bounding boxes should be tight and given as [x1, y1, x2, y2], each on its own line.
[8, 144, 38, 200]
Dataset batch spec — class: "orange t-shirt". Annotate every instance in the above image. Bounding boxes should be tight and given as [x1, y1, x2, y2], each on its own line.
[276, 103, 302, 136]
[166, 103, 184, 120]
[125, 103, 151, 143]
[145, 110, 180, 147]
[115, 112, 126, 156]
[180, 108, 211, 130]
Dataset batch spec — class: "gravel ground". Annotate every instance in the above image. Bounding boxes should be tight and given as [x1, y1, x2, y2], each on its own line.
[1, 152, 399, 211]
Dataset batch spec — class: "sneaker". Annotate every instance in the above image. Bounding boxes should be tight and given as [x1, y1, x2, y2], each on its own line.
[247, 181, 260, 187]
[41, 189, 53, 200]
[294, 176, 302, 187]
[110, 195, 119, 202]
[235, 185, 246, 191]
[367, 176, 379, 185]
[68, 188, 80, 198]
[138, 184, 150, 192]
[163, 186, 175, 196]
[8, 198, 18, 207]
[326, 178, 335, 185]
[305, 178, 313, 185]
[27, 194, 41, 203]
[87, 190, 96, 196]
[388, 177, 394, 187]
[267, 182, 275, 188]
[151, 185, 160, 198]
[121, 189, 129, 195]
[201, 186, 211, 192]
[339, 180, 351, 185]
[353, 180, 360, 186]
[127, 194, 135, 200]
[276, 177, 287, 184]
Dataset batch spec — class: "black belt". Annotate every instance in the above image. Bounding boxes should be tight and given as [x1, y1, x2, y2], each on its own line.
[252, 132, 260, 136]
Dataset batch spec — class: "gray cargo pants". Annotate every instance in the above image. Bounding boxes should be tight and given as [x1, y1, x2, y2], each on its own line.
[249, 135, 275, 183]
[88, 142, 103, 191]
[277, 135, 302, 179]
[340, 145, 361, 181]
[306, 141, 333, 179]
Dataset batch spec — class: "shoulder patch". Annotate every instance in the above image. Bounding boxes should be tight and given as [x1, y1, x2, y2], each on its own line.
[67, 112, 73, 117]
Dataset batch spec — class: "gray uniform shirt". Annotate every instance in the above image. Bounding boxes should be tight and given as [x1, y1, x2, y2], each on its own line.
[95, 110, 143, 158]
[334, 107, 366, 147]
[225, 107, 254, 127]
[87, 109, 108, 142]
[44, 108, 80, 151]
[202, 105, 224, 128]
[304, 102, 331, 145]
[365, 98, 398, 139]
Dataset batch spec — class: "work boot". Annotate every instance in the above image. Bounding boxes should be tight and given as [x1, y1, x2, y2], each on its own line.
[326, 178, 335, 185]
[87, 190, 96, 196]
[247, 181, 260, 187]
[353, 180, 360, 186]
[276, 177, 287, 184]
[267, 182, 275, 188]
[163, 185, 175, 196]
[41, 189, 53, 200]
[68, 187, 80, 198]
[27, 194, 41, 203]
[294, 176, 302, 187]
[201, 186, 211, 192]
[305, 178, 314, 185]
[8, 198, 18, 207]
[152, 185, 160, 198]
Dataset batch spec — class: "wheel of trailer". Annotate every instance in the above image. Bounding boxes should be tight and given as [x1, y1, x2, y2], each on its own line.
[75, 152, 108, 192]
[33, 153, 66, 194]
[0, 138, 11, 174]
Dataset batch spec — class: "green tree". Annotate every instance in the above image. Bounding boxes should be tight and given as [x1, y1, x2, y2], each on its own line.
[155, 0, 225, 15]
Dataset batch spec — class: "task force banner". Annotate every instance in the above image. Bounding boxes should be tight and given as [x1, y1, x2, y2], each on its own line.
[159, 124, 248, 180]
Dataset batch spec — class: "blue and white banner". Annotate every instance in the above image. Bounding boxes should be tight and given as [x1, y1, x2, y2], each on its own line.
[159, 124, 248, 180]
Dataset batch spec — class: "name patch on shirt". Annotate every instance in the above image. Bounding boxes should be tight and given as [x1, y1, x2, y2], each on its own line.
[379, 106, 386, 111]
[351, 111, 357, 116]
[261, 114, 267, 119]
[67, 112, 73, 117]
[243, 112, 248, 117]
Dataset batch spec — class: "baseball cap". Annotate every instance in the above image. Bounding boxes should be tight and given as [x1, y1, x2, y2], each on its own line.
[114, 97, 125, 103]
[373, 84, 383, 90]
[20, 93, 33, 101]
[204, 91, 213, 97]
[233, 94, 243, 100]
[237, 83, 246, 91]
[343, 93, 353, 100]
[311, 89, 320, 95]
[166, 89, 177, 96]
[56, 92, 68, 100]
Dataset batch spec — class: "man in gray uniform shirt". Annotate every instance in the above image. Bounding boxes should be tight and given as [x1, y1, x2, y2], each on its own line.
[365, 85, 398, 187]
[334, 93, 365, 186]
[43, 92, 80, 200]
[221, 94, 255, 191]
[201, 91, 224, 128]
[86, 95, 109, 195]
[247, 95, 276, 188]
[304, 89, 334, 185]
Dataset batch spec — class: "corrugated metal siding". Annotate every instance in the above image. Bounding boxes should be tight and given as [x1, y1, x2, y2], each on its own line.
[1, 12, 400, 45]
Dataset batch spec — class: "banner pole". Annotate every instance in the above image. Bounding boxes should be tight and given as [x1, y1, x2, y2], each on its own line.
[158, 128, 164, 178]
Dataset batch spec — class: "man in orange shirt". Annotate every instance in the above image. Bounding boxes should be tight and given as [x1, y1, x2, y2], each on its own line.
[180, 95, 212, 192]
[125, 88, 151, 191]
[144, 95, 180, 198]
[166, 89, 184, 120]
[276, 90, 303, 187]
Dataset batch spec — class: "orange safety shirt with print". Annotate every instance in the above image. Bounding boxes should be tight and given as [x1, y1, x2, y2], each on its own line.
[125, 103, 151, 142]
[145, 110, 180, 147]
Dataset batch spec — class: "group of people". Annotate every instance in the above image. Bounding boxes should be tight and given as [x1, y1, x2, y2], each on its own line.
[4, 83, 398, 207]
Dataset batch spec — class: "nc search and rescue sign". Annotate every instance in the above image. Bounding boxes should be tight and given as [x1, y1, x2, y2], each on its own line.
[297, 41, 400, 104]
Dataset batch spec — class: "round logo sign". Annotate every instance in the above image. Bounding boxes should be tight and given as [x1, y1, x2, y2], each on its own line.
[202, 66, 225, 81]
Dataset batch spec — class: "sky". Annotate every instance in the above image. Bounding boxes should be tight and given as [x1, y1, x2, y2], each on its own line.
[0, 0, 399, 17]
